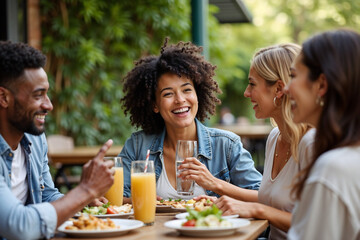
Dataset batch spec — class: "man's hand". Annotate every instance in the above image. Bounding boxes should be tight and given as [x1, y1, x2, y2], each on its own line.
[79, 139, 115, 199]
[88, 197, 108, 207]
[52, 139, 116, 227]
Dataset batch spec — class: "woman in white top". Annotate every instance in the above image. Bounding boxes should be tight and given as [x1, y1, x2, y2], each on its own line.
[285, 29, 360, 240]
[204, 44, 314, 240]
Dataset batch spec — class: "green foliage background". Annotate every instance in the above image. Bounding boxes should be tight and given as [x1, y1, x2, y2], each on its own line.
[41, 0, 360, 146]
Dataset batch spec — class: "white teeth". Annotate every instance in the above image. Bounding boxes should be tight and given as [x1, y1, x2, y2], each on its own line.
[173, 107, 189, 113]
[36, 115, 45, 120]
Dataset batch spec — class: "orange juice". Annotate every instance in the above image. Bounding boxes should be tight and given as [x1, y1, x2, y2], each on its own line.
[104, 167, 124, 206]
[131, 172, 156, 224]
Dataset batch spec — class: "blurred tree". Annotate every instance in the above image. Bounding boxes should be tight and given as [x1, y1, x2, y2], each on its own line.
[215, 0, 360, 122]
[41, 0, 192, 145]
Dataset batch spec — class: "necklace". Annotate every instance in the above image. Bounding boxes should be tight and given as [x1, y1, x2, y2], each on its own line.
[275, 134, 291, 162]
[275, 147, 290, 162]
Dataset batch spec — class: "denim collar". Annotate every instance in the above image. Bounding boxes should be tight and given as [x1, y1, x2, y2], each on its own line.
[0, 134, 32, 156]
[148, 119, 212, 161]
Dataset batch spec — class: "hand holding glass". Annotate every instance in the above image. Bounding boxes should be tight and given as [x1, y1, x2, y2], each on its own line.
[131, 160, 156, 225]
[176, 140, 197, 196]
[103, 157, 124, 206]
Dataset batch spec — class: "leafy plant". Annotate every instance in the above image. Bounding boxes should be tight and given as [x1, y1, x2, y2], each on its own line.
[41, 0, 192, 145]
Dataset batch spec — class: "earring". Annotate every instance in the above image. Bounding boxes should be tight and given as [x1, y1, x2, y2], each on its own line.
[316, 96, 324, 107]
[273, 96, 281, 107]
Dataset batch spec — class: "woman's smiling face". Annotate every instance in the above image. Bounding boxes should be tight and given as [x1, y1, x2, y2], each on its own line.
[244, 67, 278, 119]
[285, 54, 323, 127]
[153, 73, 198, 130]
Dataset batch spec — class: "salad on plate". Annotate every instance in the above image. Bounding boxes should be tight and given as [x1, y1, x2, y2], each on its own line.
[182, 205, 232, 227]
[81, 203, 132, 215]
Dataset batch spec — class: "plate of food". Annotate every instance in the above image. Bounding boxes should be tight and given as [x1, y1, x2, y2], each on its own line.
[175, 212, 239, 220]
[58, 215, 143, 238]
[170, 198, 213, 211]
[156, 199, 187, 213]
[164, 205, 250, 237]
[76, 203, 133, 218]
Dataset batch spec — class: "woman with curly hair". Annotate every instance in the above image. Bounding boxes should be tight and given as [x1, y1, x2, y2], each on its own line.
[120, 38, 262, 202]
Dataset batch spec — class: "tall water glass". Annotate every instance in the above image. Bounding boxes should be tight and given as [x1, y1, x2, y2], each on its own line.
[131, 160, 156, 225]
[176, 140, 197, 196]
[104, 157, 124, 206]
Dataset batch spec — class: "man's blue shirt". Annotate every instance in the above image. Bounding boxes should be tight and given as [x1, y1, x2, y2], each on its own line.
[0, 133, 63, 240]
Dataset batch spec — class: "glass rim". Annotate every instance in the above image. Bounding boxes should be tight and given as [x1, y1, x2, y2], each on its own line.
[103, 156, 122, 159]
[132, 160, 154, 163]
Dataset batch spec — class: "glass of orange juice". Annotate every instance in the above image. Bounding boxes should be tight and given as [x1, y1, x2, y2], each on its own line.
[131, 160, 156, 225]
[104, 157, 124, 206]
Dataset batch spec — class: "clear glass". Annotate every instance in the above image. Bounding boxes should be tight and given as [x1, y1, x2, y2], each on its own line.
[131, 160, 156, 225]
[175, 140, 197, 196]
[103, 157, 123, 206]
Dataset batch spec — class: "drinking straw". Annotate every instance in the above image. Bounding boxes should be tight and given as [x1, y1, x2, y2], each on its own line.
[144, 149, 150, 173]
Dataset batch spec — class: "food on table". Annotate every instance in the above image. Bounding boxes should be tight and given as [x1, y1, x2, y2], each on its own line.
[156, 198, 185, 206]
[182, 205, 232, 227]
[113, 204, 132, 214]
[65, 214, 119, 230]
[156, 198, 213, 210]
[81, 203, 132, 215]
[193, 198, 213, 211]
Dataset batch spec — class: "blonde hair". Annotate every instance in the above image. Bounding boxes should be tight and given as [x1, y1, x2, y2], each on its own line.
[251, 43, 310, 162]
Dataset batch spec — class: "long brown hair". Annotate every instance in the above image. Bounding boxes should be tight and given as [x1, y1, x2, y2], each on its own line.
[292, 29, 360, 199]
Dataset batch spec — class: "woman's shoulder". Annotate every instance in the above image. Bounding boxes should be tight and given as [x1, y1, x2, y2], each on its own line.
[300, 128, 316, 144]
[311, 146, 360, 181]
[205, 126, 240, 142]
[268, 127, 279, 139]
[124, 130, 160, 146]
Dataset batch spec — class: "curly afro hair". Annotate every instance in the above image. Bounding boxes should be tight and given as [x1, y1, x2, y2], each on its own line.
[121, 38, 222, 134]
[0, 41, 46, 89]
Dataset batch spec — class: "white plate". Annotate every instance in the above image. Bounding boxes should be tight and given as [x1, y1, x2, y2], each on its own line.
[75, 209, 133, 218]
[175, 212, 239, 220]
[58, 219, 143, 238]
[164, 219, 250, 237]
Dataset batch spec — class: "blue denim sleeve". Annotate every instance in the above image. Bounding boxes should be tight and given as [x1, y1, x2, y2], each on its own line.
[119, 135, 137, 198]
[40, 135, 63, 202]
[229, 137, 262, 190]
[0, 175, 57, 240]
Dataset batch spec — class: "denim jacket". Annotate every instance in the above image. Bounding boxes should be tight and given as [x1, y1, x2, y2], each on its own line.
[120, 119, 262, 198]
[0, 133, 63, 240]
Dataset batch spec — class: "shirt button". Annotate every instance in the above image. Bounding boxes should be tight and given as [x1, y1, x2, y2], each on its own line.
[9, 153, 13, 157]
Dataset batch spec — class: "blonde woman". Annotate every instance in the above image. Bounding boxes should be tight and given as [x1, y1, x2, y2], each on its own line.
[208, 44, 315, 240]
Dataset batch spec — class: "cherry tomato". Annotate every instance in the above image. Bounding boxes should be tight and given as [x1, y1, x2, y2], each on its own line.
[107, 207, 118, 214]
[182, 219, 196, 227]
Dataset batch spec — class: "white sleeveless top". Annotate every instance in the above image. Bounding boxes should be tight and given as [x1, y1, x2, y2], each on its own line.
[156, 158, 206, 200]
[258, 127, 315, 240]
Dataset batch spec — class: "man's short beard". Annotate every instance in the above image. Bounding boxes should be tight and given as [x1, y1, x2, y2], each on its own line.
[11, 98, 46, 136]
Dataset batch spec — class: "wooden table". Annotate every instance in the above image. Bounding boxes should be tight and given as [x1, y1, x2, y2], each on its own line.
[52, 213, 268, 240]
[49, 145, 123, 165]
[48, 145, 123, 189]
[214, 124, 273, 139]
